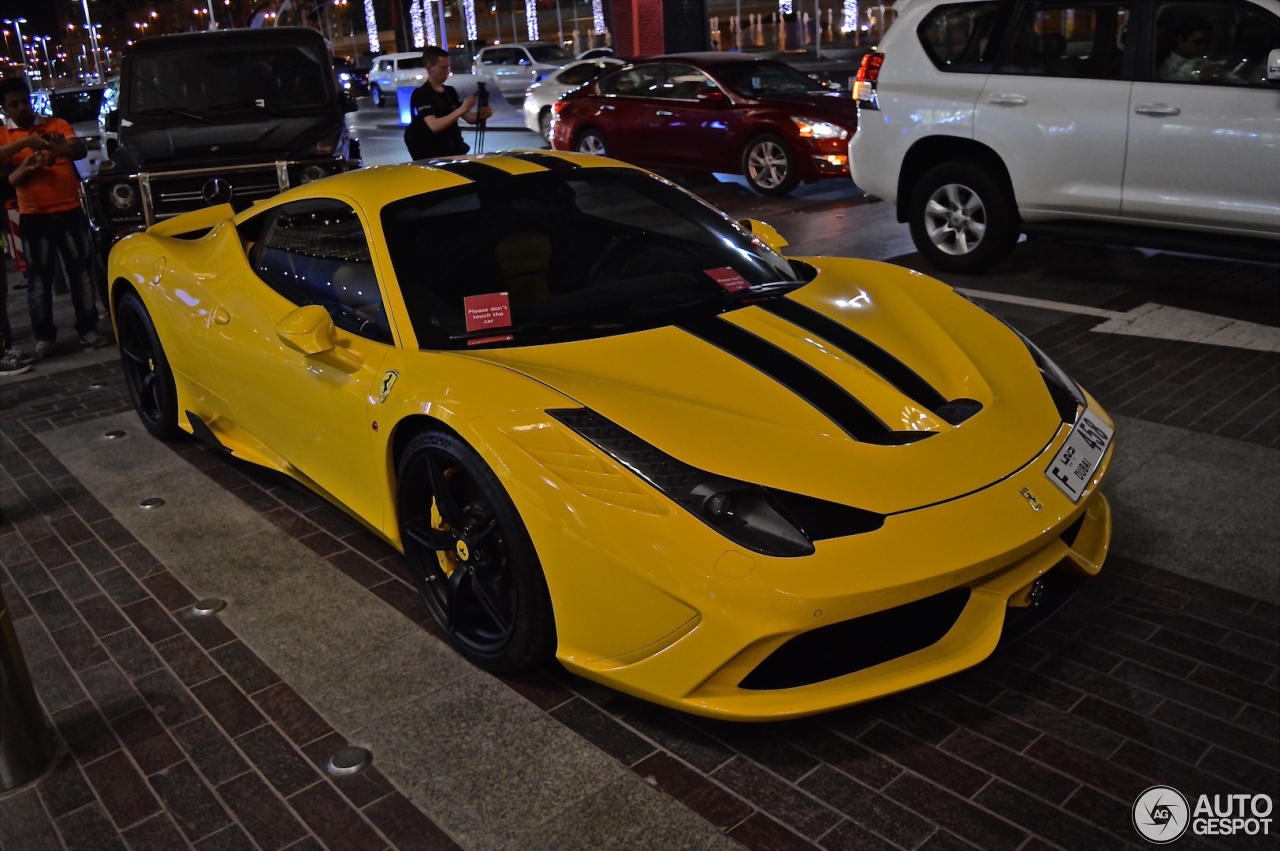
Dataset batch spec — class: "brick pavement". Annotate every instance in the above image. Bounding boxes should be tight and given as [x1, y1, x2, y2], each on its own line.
[2, 319, 1278, 849]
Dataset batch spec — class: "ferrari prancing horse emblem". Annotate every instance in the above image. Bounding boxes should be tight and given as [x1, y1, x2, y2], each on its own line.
[378, 370, 399, 404]
[455, 540, 470, 561]
[1019, 487, 1043, 511]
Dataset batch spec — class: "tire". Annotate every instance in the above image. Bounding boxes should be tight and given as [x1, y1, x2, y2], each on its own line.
[742, 133, 798, 196]
[370, 85, 386, 107]
[539, 109, 552, 144]
[908, 161, 1019, 274]
[576, 128, 608, 156]
[116, 291, 180, 440]
[396, 430, 556, 672]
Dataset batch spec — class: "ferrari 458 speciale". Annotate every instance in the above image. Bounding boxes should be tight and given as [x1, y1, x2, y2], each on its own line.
[108, 151, 1114, 720]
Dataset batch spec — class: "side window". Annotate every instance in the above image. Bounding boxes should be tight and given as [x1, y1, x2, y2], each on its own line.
[918, 2, 1005, 71]
[658, 64, 721, 99]
[398, 56, 424, 71]
[596, 64, 664, 96]
[997, 3, 1131, 79]
[482, 49, 515, 65]
[516, 49, 532, 66]
[252, 200, 393, 344]
[1152, 2, 1280, 86]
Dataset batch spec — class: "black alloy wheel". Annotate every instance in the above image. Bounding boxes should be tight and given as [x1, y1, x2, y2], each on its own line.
[396, 431, 555, 671]
[116, 291, 179, 439]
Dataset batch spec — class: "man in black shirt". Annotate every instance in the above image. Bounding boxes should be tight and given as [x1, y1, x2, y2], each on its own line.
[405, 46, 493, 160]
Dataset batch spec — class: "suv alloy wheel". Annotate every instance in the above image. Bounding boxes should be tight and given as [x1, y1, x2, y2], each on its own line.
[908, 162, 1018, 273]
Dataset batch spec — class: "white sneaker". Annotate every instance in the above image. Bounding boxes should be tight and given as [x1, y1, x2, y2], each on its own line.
[35, 340, 55, 359]
[80, 331, 111, 349]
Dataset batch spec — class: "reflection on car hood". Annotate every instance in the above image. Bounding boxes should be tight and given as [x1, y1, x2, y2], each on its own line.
[752, 90, 859, 123]
[117, 114, 341, 168]
[467, 259, 1063, 515]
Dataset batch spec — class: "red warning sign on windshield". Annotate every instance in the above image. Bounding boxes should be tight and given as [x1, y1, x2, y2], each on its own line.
[464, 293, 512, 332]
[705, 268, 752, 292]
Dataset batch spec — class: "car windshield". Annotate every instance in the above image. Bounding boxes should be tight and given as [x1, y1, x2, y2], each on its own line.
[717, 60, 828, 97]
[52, 89, 105, 123]
[128, 44, 330, 115]
[527, 45, 570, 63]
[381, 168, 801, 349]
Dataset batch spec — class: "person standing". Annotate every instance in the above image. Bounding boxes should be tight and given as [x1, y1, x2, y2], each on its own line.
[0, 77, 109, 359]
[404, 46, 493, 161]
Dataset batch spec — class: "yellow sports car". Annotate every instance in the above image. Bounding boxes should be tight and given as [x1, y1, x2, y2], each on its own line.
[108, 151, 1114, 721]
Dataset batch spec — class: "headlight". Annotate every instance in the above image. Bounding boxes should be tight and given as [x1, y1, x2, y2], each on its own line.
[339, 71, 351, 81]
[958, 291, 1085, 423]
[107, 181, 137, 211]
[792, 117, 850, 140]
[549, 408, 882, 557]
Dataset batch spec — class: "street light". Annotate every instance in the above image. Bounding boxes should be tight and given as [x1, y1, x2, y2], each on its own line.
[75, 1, 103, 80]
[2, 17, 26, 68]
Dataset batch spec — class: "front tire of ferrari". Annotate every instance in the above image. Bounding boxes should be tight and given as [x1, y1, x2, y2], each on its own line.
[908, 161, 1018, 274]
[397, 431, 555, 672]
[116, 291, 180, 440]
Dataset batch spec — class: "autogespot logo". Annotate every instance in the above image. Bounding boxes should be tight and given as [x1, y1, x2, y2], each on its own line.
[1134, 786, 1190, 844]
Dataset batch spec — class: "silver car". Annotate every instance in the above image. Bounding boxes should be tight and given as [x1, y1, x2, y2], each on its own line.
[32, 85, 108, 180]
[523, 58, 622, 140]
[474, 42, 572, 97]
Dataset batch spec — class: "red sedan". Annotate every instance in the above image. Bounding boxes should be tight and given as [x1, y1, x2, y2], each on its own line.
[550, 53, 857, 196]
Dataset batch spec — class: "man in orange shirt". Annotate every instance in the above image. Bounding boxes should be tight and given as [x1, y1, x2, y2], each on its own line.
[0, 77, 108, 358]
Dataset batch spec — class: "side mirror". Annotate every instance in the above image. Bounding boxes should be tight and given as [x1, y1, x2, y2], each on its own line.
[738, 218, 788, 254]
[276, 305, 337, 355]
[697, 90, 729, 105]
[1269, 48, 1280, 84]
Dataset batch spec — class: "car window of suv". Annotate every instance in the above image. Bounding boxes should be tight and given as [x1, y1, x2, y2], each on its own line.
[397, 56, 424, 71]
[658, 65, 721, 99]
[998, 3, 1131, 79]
[1151, 2, 1280, 86]
[919, 2, 1006, 71]
[252, 200, 393, 344]
[597, 64, 664, 96]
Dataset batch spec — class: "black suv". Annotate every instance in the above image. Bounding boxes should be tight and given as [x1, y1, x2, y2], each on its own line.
[85, 28, 359, 252]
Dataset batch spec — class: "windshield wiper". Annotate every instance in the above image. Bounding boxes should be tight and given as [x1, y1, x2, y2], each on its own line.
[133, 107, 206, 122]
[204, 101, 286, 117]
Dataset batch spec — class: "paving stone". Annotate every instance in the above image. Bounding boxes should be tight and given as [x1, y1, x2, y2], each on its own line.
[711, 755, 840, 840]
[193, 823, 255, 851]
[885, 773, 1026, 850]
[134, 667, 202, 729]
[119, 812, 191, 851]
[287, 781, 385, 851]
[235, 724, 321, 798]
[37, 751, 97, 818]
[725, 812, 818, 850]
[13, 614, 60, 664]
[191, 675, 268, 738]
[633, 752, 753, 831]
[74, 594, 129, 638]
[84, 749, 162, 829]
[210, 640, 281, 696]
[799, 764, 934, 850]
[253, 682, 334, 747]
[52, 699, 120, 763]
[29, 652, 88, 713]
[171, 716, 251, 787]
[364, 792, 461, 851]
[56, 801, 129, 851]
[95, 567, 149, 607]
[113, 706, 186, 775]
[216, 771, 310, 851]
[550, 697, 656, 767]
[101, 628, 165, 680]
[148, 760, 233, 841]
[154, 633, 222, 688]
[0, 786, 63, 851]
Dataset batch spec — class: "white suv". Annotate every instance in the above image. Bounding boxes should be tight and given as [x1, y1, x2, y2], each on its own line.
[368, 52, 429, 107]
[474, 43, 572, 97]
[850, 0, 1280, 272]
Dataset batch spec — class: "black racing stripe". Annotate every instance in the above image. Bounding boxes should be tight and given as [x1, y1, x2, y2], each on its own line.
[503, 152, 580, 170]
[761, 298, 948, 412]
[680, 315, 892, 443]
[424, 159, 512, 182]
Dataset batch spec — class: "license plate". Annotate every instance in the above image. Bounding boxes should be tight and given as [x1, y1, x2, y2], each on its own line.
[1044, 410, 1114, 502]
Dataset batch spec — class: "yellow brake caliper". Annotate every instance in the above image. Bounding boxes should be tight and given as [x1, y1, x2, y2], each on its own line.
[431, 496, 456, 578]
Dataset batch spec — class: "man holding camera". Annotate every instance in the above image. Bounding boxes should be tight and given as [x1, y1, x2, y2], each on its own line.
[405, 46, 494, 160]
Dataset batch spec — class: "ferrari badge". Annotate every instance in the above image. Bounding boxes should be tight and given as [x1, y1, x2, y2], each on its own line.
[378, 370, 399, 404]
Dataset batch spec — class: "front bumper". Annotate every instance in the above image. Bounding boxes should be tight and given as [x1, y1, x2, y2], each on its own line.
[551, 396, 1114, 721]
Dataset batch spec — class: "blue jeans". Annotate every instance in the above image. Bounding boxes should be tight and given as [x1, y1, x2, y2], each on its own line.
[22, 208, 99, 342]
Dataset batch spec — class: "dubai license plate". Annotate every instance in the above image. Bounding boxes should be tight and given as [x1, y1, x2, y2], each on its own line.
[1044, 410, 1114, 502]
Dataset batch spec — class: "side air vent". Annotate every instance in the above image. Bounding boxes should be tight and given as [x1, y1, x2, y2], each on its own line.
[935, 398, 983, 425]
[740, 588, 971, 690]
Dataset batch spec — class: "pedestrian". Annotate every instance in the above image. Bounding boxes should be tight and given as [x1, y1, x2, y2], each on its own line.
[0, 77, 109, 359]
[404, 46, 493, 161]
[1, 239, 33, 376]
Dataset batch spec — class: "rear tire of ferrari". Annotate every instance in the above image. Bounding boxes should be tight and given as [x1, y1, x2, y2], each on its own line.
[116, 291, 180, 440]
[396, 431, 556, 673]
[576, 128, 608, 156]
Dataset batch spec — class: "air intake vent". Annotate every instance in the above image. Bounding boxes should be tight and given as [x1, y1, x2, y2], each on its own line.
[936, 398, 983, 425]
[740, 588, 971, 690]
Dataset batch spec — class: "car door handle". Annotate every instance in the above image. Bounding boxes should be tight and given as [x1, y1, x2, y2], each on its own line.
[211, 306, 230, 326]
[987, 93, 1028, 106]
[1135, 103, 1181, 116]
[656, 110, 673, 116]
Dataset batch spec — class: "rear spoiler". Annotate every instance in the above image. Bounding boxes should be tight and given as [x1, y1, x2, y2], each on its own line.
[147, 203, 236, 237]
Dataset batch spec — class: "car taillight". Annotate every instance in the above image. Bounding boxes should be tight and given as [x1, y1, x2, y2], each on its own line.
[852, 52, 884, 110]
[552, 100, 568, 113]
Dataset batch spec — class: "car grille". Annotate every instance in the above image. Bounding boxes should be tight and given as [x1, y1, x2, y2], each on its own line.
[738, 588, 971, 690]
[142, 164, 285, 221]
